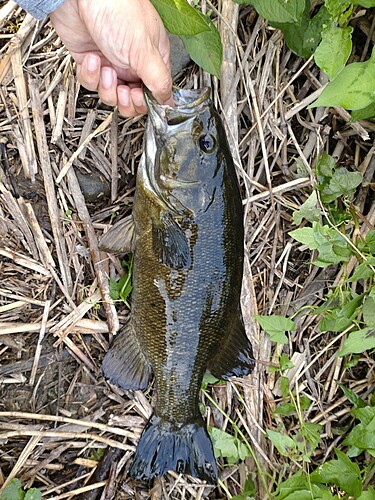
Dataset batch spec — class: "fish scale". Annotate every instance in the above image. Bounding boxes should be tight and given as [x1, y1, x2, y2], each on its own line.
[100, 87, 255, 483]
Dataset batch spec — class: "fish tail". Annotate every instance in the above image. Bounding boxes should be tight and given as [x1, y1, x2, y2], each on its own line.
[129, 414, 218, 484]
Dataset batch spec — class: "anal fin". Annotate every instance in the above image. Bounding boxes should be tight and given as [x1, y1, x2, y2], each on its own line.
[102, 322, 151, 390]
[208, 312, 255, 380]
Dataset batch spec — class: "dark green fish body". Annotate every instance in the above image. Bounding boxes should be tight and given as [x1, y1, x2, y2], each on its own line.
[101, 88, 254, 483]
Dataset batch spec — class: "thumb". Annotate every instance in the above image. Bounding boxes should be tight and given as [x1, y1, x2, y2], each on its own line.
[136, 48, 173, 106]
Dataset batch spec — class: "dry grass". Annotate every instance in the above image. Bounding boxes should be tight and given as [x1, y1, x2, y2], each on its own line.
[0, 1, 374, 498]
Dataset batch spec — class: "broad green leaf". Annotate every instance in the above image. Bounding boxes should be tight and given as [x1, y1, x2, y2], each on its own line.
[314, 25, 352, 80]
[274, 402, 296, 415]
[266, 429, 297, 457]
[324, 167, 362, 203]
[338, 328, 375, 356]
[210, 427, 251, 464]
[316, 151, 336, 182]
[358, 486, 375, 500]
[344, 425, 375, 455]
[337, 381, 367, 407]
[363, 297, 375, 327]
[180, 12, 222, 78]
[292, 191, 320, 225]
[316, 153, 363, 203]
[312, 47, 375, 110]
[353, 0, 375, 6]
[234, 0, 305, 23]
[324, 0, 352, 18]
[255, 315, 295, 344]
[348, 261, 375, 282]
[24, 491, 41, 500]
[201, 372, 219, 389]
[274, 470, 334, 499]
[279, 353, 294, 371]
[366, 230, 375, 255]
[150, 0, 209, 35]
[310, 449, 362, 497]
[231, 478, 256, 500]
[352, 406, 375, 426]
[301, 422, 322, 453]
[351, 100, 375, 121]
[290, 222, 351, 267]
[270, 2, 330, 58]
[319, 293, 363, 332]
[0, 479, 24, 500]
[289, 227, 318, 249]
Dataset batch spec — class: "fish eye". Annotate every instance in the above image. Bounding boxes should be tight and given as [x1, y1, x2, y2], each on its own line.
[198, 134, 216, 154]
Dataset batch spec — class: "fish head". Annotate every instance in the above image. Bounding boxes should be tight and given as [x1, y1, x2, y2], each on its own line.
[144, 88, 227, 213]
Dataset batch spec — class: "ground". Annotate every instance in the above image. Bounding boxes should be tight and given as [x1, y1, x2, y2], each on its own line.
[0, 1, 374, 499]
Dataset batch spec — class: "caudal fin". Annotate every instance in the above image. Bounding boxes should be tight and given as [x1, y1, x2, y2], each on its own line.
[129, 415, 218, 484]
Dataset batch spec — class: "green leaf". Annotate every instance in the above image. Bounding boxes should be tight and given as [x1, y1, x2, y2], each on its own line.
[363, 297, 375, 327]
[319, 293, 363, 333]
[290, 222, 351, 268]
[352, 405, 375, 426]
[353, 0, 375, 7]
[351, 100, 375, 121]
[358, 486, 375, 500]
[289, 226, 318, 249]
[201, 372, 220, 390]
[310, 449, 362, 497]
[344, 416, 375, 455]
[234, 0, 305, 23]
[270, 2, 330, 58]
[314, 25, 352, 80]
[324, 0, 352, 18]
[274, 470, 334, 499]
[150, 0, 210, 35]
[366, 231, 375, 255]
[24, 491, 41, 500]
[348, 261, 375, 282]
[337, 381, 367, 408]
[210, 427, 251, 464]
[292, 191, 320, 225]
[274, 402, 296, 415]
[338, 328, 375, 356]
[231, 477, 256, 499]
[255, 315, 295, 344]
[316, 151, 363, 203]
[312, 47, 375, 110]
[180, 12, 222, 78]
[0, 480, 24, 500]
[266, 429, 297, 457]
[301, 422, 322, 453]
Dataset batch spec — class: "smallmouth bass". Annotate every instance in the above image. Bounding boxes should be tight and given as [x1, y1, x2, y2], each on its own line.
[100, 87, 255, 483]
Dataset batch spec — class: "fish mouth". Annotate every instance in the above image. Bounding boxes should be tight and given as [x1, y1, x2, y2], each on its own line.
[144, 87, 211, 132]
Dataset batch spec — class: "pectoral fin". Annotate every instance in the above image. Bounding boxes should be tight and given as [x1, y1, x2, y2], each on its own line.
[208, 313, 255, 379]
[99, 215, 135, 254]
[102, 322, 152, 390]
[152, 212, 191, 270]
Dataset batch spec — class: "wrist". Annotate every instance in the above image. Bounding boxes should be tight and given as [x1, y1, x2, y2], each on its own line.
[18, 0, 65, 19]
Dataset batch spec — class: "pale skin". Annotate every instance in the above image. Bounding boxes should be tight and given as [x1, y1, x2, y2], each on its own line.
[49, 0, 173, 116]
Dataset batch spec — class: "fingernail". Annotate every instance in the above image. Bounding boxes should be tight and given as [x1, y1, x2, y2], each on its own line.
[101, 67, 114, 89]
[131, 91, 144, 108]
[118, 87, 130, 107]
[87, 55, 99, 73]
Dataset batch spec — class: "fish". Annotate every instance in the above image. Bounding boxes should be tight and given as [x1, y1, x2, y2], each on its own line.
[99, 87, 255, 484]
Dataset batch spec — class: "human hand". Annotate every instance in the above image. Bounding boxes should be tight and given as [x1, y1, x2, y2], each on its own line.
[49, 0, 173, 116]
